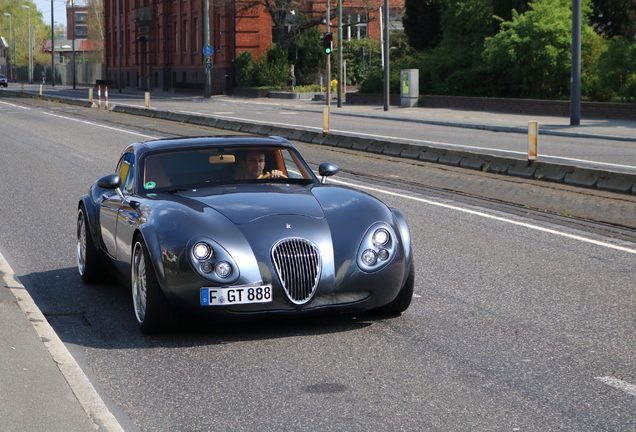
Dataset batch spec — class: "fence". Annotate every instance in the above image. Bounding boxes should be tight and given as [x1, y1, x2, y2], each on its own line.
[14, 63, 103, 86]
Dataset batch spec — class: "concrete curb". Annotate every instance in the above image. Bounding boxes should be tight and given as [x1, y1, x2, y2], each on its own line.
[3, 90, 634, 196]
[108, 103, 636, 196]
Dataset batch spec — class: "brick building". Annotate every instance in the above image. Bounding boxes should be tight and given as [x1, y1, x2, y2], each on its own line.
[102, 0, 404, 94]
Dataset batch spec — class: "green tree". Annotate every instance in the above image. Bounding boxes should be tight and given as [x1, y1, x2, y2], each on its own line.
[483, 0, 602, 99]
[287, 25, 325, 86]
[403, 0, 443, 51]
[0, 0, 47, 68]
[590, 37, 636, 102]
[590, 0, 636, 40]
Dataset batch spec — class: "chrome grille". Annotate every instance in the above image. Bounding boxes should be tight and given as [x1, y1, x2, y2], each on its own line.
[271, 238, 321, 305]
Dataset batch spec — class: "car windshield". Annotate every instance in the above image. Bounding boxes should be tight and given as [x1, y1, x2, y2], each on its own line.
[141, 146, 316, 193]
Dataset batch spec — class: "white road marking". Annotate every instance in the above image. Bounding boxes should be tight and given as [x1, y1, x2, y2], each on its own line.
[0, 100, 31, 110]
[332, 178, 636, 255]
[41, 111, 158, 139]
[596, 376, 636, 397]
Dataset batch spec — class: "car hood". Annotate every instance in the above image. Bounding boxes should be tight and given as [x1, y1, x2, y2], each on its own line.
[185, 184, 325, 224]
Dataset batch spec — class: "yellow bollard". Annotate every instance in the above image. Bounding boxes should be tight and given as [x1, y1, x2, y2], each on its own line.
[145, 92, 150, 109]
[528, 121, 538, 161]
[39, 84, 43, 95]
[323, 106, 330, 133]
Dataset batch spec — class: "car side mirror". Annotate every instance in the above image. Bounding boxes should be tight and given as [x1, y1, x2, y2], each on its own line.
[97, 174, 122, 189]
[318, 163, 339, 183]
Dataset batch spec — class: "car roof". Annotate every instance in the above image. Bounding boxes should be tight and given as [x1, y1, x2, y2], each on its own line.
[132, 135, 296, 154]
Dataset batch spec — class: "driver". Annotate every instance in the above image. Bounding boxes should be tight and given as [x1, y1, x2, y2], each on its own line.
[235, 150, 285, 179]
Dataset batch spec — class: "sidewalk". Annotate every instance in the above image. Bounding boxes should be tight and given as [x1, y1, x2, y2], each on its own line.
[0, 253, 124, 432]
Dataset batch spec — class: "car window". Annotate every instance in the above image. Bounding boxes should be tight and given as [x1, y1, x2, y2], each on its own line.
[116, 152, 135, 195]
[142, 146, 315, 192]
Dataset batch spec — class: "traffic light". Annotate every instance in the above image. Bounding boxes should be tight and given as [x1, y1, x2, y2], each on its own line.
[320, 32, 333, 54]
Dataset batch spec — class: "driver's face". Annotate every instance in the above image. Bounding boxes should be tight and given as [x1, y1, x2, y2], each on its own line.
[242, 151, 266, 179]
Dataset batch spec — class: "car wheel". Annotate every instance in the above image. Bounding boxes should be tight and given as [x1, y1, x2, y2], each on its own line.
[77, 206, 106, 283]
[373, 260, 414, 315]
[131, 238, 177, 334]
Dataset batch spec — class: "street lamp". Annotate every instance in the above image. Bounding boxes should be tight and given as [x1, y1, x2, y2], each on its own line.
[21, 5, 32, 84]
[3, 13, 13, 82]
[33, 25, 39, 82]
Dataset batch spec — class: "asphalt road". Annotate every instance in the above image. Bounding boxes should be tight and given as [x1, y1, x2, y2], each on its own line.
[1, 96, 635, 431]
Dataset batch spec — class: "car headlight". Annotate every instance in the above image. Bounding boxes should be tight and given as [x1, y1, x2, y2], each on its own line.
[361, 249, 377, 266]
[357, 224, 398, 272]
[193, 242, 212, 261]
[188, 238, 239, 284]
[373, 229, 390, 246]
[215, 261, 233, 278]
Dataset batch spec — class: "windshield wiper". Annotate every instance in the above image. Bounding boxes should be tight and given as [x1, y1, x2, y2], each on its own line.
[165, 188, 189, 194]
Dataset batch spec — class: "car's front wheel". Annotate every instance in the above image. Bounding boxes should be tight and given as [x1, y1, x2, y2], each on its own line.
[77, 206, 106, 283]
[373, 260, 414, 315]
[131, 238, 177, 334]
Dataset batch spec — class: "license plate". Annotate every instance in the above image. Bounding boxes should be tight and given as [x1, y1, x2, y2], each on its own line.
[201, 284, 273, 306]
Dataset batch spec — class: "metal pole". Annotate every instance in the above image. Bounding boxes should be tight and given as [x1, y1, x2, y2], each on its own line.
[51, 0, 55, 86]
[72, 0, 76, 89]
[117, 0, 122, 92]
[337, 0, 342, 107]
[326, 1, 331, 107]
[3, 14, 11, 82]
[204, 0, 211, 98]
[570, 0, 581, 125]
[383, 0, 389, 111]
[21, 6, 31, 84]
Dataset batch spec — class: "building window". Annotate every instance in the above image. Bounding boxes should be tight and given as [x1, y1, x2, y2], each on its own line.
[75, 25, 88, 38]
[183, 19, 188, 53]
[174, 21, 178, 54]
[346, 13, 368, 40]
[194, 18, 199, 52]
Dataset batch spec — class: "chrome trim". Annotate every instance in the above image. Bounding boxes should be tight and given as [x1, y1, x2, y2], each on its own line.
[271, 238, 321, 305]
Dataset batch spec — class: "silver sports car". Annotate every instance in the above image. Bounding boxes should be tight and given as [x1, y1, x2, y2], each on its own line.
[77, 136, 413, 333]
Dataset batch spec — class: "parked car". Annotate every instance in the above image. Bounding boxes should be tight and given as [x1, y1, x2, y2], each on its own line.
[77, 136, 413, 333]
[0, 75, 7, 87]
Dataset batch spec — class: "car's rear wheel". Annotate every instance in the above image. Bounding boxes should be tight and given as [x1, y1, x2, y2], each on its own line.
[373, 260, 414, 315]
[131, 238, 177, 334]
[77, 206, 106, 283]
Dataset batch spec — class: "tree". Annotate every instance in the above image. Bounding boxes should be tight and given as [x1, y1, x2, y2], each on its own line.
[403, 0, 443, 51]
[590, 0, 636, 40]
[483, 0, 602, 99]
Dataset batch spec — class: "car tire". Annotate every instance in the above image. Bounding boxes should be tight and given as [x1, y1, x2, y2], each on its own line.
[373, 260, 414, 315]
[77, 206, 106, 283]
[131, 237, 177, 334]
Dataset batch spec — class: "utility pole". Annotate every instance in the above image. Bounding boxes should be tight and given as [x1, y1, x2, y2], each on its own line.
[383, 0, 389, 111]
[570, 0, 581, 125]
[325, 1, 331, 107]
[337, 0, 342, 107]
[51, 0, 55, 86]
[204, 0, 211, 98]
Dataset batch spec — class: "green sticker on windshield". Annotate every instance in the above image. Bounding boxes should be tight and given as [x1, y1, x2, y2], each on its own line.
[144, 181, 156, 190]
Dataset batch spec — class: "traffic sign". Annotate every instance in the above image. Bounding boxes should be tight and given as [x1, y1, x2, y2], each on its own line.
[203, 45, 214, 56]
[205, 58, 213, 69]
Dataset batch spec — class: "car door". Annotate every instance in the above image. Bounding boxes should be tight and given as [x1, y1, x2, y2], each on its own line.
[99, 152, 135, 258]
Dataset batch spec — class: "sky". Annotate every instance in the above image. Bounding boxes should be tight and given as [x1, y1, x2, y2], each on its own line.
[32, 0, 69, 30]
